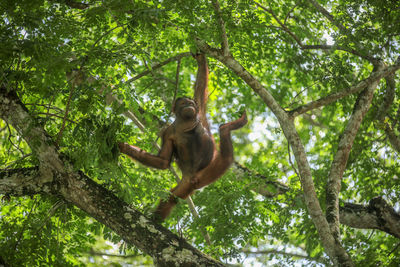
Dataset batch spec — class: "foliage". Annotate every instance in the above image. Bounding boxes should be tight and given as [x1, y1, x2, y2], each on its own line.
[0, 0, 399, 266]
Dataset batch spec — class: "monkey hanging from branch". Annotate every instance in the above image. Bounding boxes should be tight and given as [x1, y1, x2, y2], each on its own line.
[118, 54, 247, 221]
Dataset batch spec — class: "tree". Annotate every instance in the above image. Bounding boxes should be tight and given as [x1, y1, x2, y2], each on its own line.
[1, 0, 399, 266]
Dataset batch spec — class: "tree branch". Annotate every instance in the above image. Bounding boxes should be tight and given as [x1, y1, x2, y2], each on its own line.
[243, 248, 324, 264]
[325, 63, 385, 244]
[253, 1, 303, 48]
[306, 0, 381, 64]
[340, 197, 400, 239]
[50, 0, 90, 10]
[289, 62, 400, 117]
[385, 126, 400, 152]
[0, 87, 65, 181]
[0, 166, 222, 266]
[377, 74, 396, 121]
[102, 84, 212, 246]
[307, 0, 348, 34]
[304, 44, 379, 63]
[0, 87, 223, 266]
[77, 59, 213, 245]
[0, 167, 47, 196]
[195, 38, 352, 266]
[125, 52, 192, 84]
[374, 73, 400, 153]
[85, 249, 140, 258]
[56, 70, 82, 144]
[212, 0, 230, 56]
[232, 162, 290, 197]
[254, 0, 377, 63]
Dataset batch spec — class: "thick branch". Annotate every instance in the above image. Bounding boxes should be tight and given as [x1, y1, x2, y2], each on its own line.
[385, 126, 400, 152]
[0, 88, 64, 181]
[340, 197, 400, 239]
[377, 74, 396, 121]
[0, 87, 223, 266]
[195, 38, 351, 265]
[289, 62, 400, 117]
[0, 167, 54, 196]
[0, 167, 222, 266]
[326, 63, 385, 244]
[375, 73, 400, 153]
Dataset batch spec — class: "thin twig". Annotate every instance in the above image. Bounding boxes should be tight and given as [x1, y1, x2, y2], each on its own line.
[4, 153, 32, 169]
[34, 200, 65, 235]
[125, 52, 192, 84]
[164, 58, 182, 126]
[6, 123, 25, 156]
[388, 242, 400, 256]
[105, 89, 213, 245]
[307, 0, 348, 34]
[14, 197, 38, 253]
[253, 0, 377, 62]
[85, 249, 140, 258]
[56, 72, 79, 144]
[255, 2, 304, 47]
[36, 113, 77, 123]
[25, 102, 63, 112]
[92, 24, 127, 48]
[173, 58, 181, 104]
[212, 0, 230, 56]
[289, 62, 400, 117]
[243, 248, 324, 264]
[284, 4, 298, 25]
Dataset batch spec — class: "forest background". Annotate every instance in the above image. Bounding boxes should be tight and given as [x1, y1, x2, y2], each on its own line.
[1, 0, 400, 266]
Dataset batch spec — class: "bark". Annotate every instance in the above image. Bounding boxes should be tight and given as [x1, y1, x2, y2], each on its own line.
[340, 197, 400, 239]
[386, 127, 400, 152]
[375, 73, 400, 153]
[0, 167, 221, 266]
[326, 64, 385, 244]
[0, 87, 223, 267]
[324, 61, 400, 250]
[376, 74, 396, 122]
